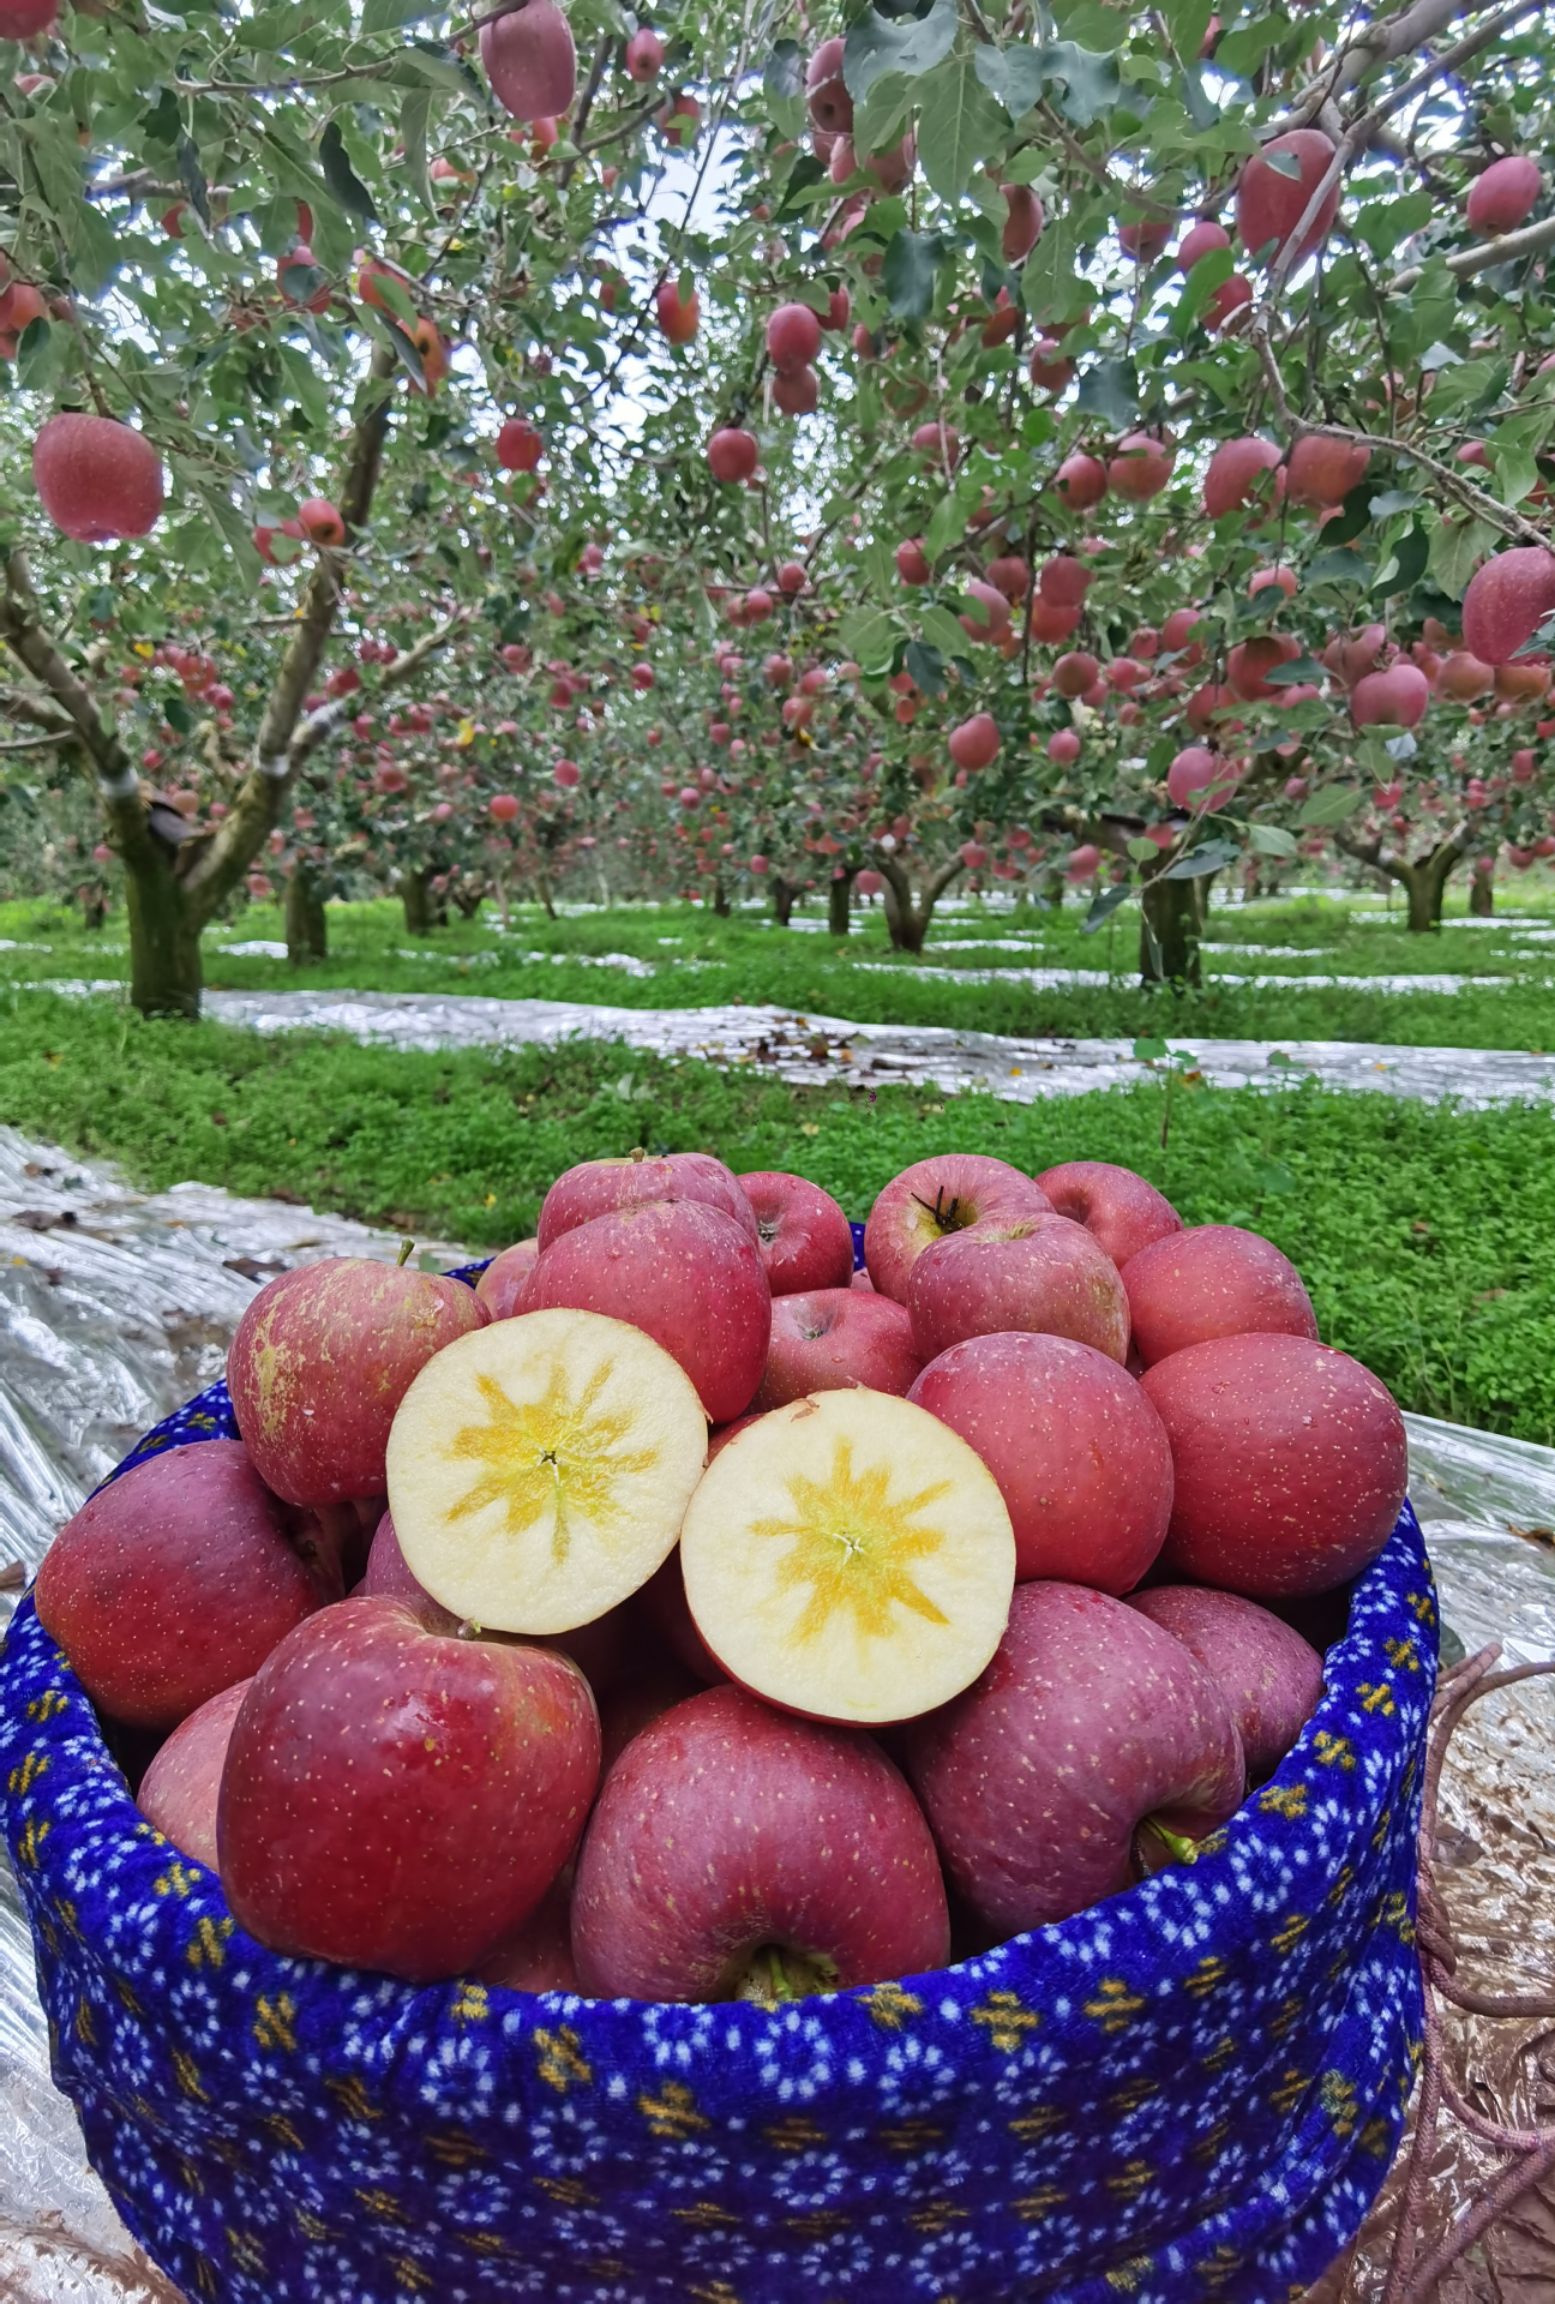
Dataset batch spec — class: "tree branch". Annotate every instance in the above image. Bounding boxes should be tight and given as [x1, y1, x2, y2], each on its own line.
[1393, 209, 1555, 289]
[289, 606, 472, 770]
[1267, 0, 1536, 133]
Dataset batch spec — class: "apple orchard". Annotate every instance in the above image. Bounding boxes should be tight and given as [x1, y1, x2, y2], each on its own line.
[1, 0, 1554, 1013]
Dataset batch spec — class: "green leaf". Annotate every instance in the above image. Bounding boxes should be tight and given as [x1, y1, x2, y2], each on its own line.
[924, 493, 965, 560]
[1428, 514, 1498, 601]
[1179, 61, 1219, 129]
[1083, 881, 1133, 929]
[1021, 214, 1084, 319]
[763, 40, 807, 139]
[843, 0, 958, 100]
[839, 605, 897, 675]
[175, 132, 213, 233]
[16, 316, 67, 396]
[1075, 356, 1137, 430]
[920, 602, 973, 658]
[401, 87, 435, 218]
[1056, 0, 1130, 48]
[1126, 835, 1160, 863]
[1249, 823, 1299, 857]
[1163, 838, 1239, 878]
[1427, 357, 1508, 418]
[1037, 38, 1120, 127]
[1176, 243, 1234, 322]
[851, 73, 912, 158]
[319, 119, 379, 224]
[1366, 489, 1420, 520]
[1262, 654, 1326, 685]
[1297, 785, 1363, 828]
[1490, 441, 1540, 508]
[904, 639, 946, 695]
[916, 48, 1004, 202]
[363, 0, 443, 24]
[1373, 523, 1429, 598]
[883, 227, 947, 320]
[973, 41, 1049, 117]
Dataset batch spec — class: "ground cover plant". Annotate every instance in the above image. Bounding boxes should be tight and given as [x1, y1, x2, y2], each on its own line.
[5, 986, 1553, 1444]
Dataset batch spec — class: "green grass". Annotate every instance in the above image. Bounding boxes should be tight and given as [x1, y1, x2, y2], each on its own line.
[5, 987, 1555, 1446]
[4, 890, 1555, 1051]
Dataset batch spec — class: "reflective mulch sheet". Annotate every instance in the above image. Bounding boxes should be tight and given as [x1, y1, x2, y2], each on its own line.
[22, 980, 1555, 1110]
[1, 1126, 1551, 2302]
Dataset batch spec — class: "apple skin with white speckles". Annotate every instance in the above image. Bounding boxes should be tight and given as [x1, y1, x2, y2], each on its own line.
[864, 1153, 1053, 1304]
[475, 1237, 540, 1319]
[137, 1676, 251, 1868]
[526, 1199, 771, 1423]
[907, 1213, 1130, 1365]
[1120, 1225, 1318, 1368]
[1141, 1332, 1407, 1598]
[35, 1439, 339, 1731]
[907, 1332, 1172, 1589]
[1126, 1586, 1324, 1780]
[754, 1286, 922, 1409]
[905, 1582, 1246, 1934]
[1034, 1159, 1182, 1269]
[571, 1684, 950, 2001]
[228, 1258, 486, 1508]
[218, 1596, 601, 1983]
[538, 1151, 758, 1251]
[737, 1169, 856, 1295]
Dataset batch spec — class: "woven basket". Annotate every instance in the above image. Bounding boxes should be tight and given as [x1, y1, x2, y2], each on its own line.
[1, 1277, 1437, 2304]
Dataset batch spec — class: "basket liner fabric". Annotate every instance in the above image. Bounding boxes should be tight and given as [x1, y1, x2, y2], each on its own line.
[1, 1361, 1437, 2304]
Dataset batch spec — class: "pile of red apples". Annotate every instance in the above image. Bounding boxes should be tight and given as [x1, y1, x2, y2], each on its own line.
[35, 1148, 1409, 2004]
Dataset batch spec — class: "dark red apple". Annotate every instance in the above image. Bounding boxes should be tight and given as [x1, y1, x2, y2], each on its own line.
[34, 1439, 338, 1730]
[1126, 1586, 1324, 1779]
[136, 1678, 251, 1868]
[908, 1333, 1172, 1589]
[475, 1881, 577, 1992]
[754, 1287, 921, 1408]
[907, 1213, 1129, 1363]
[905, 1582, 1245, 1933]
[227, 1257, 486, 1507]
[737, 1169, 855, 1294]
[572, 1685, 950, 2000]
[218, 1597, 600, 1982]
[1140, 1333, 1408, 1597]
[1034, 1159, 1182, 1268]
[1121, 1224, 1318, 1366]
[525, 1199, 770, 1422]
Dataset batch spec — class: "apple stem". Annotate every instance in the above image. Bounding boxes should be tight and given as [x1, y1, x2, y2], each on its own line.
[397, 1237, 416, 1268]
[1138, 1817, 1201, 1871]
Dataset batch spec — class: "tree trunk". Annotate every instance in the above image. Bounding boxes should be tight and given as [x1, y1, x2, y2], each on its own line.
[535, 862, 557, 920]
[828, 869, 856, 937]
[1140, 873, 1202, 989]
[80, 889, 108, 931]
[452, 884, 485, 919]
[1191, 870, 1217, 931]
[285, 863, 328, 964]
[772, 876, 797, 927]
[125, 848, 204, 1019]
[712, 875, 731, 918]
[884, 890, 926, 953]
[401, 868, 437, 935]
[1399, 856, 1453, 932]
[1469, 865, 1494, 917]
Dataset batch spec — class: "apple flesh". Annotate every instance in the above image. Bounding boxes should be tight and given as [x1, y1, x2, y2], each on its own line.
[907, 1333, 1172, 1590]
[680, 1388, 1015, 1725]
[1141, 1333, 1408, 1598]
[905, 1582, 1246, 1934]
[34, 1439, 338, 1731]
[1121, 1224, 1318, 1367]
[218, 1597, 600, 1982]
[754, 1287, 922, 1409]
[907, 1213, 1130, 1364]
[572, 1684, 950, 2001]
[1033, 1159, 1182, 1269]
[863, 1153, 1051, 1303]
[476, 1238, 540, 1319]
[537, 1150, 758, 1251]
[1126, 1586, 1324, 1780]
[737, 1169, 855, 1294]
[227, 1257, 486, 1507]
[526, 1199, 771, 1423]
[387, 1307, 708, 1634]
[136, 1678, 251, 1869]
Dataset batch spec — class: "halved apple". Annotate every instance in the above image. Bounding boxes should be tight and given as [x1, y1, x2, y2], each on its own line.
[386, 1308, 708, 1633]
[680, 1389, 1015, 1724]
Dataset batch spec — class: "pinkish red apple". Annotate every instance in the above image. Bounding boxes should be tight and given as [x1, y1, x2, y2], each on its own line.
[864, 1152, 1052, 1303]
[1126, 1586, 1324, 1780]
[907, 1213, 1130, 1364]
[537, 1150, 757, 1250]
[1034, 1159, 1182, 1268]
[737, 1168, 855, 1294]
[136, 1678, 251, 1868]
[754, 1286, 922, 1409]
[1121, 1224, 1318, 1367]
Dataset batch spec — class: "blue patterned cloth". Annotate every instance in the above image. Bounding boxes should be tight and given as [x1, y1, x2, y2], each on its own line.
[1, 1330, 1437, 2302]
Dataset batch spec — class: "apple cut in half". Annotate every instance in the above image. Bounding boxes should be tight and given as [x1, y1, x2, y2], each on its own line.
[386, 1308, 708, 1634]
[680, 1389, 1015, 1724]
